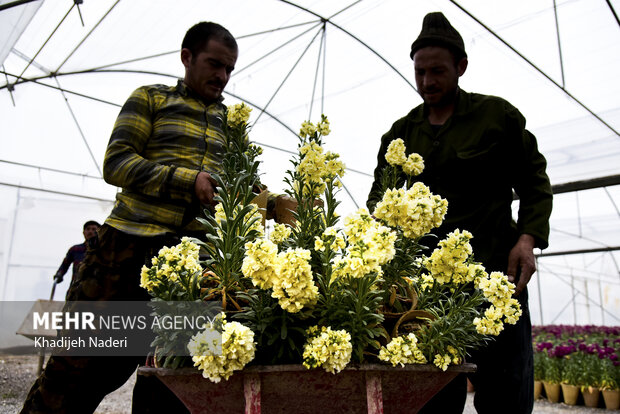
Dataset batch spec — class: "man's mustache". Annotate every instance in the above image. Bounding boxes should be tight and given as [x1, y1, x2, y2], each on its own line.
[208, 80, 225, 88]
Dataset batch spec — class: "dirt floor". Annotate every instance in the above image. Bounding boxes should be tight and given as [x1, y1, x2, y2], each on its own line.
[1, 353, 615, 413]
[0, 353, 135, 414]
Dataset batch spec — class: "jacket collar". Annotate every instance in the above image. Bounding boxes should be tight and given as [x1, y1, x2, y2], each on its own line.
[176, 79, 225, 106]
[410, 87, 471, 123]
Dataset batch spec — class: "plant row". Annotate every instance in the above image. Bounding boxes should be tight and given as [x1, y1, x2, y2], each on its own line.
[533, 325, 620, 409]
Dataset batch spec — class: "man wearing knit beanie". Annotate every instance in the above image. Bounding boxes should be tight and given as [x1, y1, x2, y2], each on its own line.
[367, 12, 552, 414]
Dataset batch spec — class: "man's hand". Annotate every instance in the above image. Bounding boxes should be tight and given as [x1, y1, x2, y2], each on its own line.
[506, 234, 536, 296]
[194, 172, 218, 207]
[53, 274, 63, 284]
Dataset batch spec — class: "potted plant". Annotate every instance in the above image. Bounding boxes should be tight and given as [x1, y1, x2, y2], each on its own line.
[559, 347, 580, 405]
[137, 104, 523, 413]
[600, 351, 620, 410]
[580, 349, 602, 408]
[540, 344, 562, 403]
[533, 349, 545, 400]
[533, 325, 620, 408]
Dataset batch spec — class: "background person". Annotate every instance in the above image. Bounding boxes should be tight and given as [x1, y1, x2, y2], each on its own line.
[367, 12, 553, 414]
[52, 220, 100, 299]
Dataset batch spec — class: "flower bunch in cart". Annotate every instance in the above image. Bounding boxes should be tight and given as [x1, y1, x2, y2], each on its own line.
[139, 104, 523, 382]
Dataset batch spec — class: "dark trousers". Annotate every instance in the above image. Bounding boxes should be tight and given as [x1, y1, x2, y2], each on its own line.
[20, 224, 190, 414]
[419, 289, 534, 414]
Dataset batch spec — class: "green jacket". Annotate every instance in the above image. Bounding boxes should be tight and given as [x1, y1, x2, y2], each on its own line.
[367, 89, 553, 271]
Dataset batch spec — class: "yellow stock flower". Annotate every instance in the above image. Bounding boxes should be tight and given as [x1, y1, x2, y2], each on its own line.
[242, 239, 279, 290]
[314, 237, 325, 252]
[189, 319, 256, 383]
[379, 333, 427, 367]
[343, 208, 374, 243]
[299, 116, 331, 138]
[433, 354, 452, 371]
[302, 326, 352, 374]
[447, 346, 462, 364]
[140, 265, 160, 291]
[296, 141, 344, 197]
[140, 237, 202, 292]
[385, 138, 407, 166]
[299, 121, 317, 138]
[324, 154, 345, 179]
[402, 152, 424, 176]
[331, 233, 346, 250]
[501, 298, 523, 325]
[227, 103, 252, 127]
[473, 313, 504, 336]
[417, 273, 435, 291]
[317, 117, 331, 136]
[269, 223, 291, 244]
[271, 248, 319, 313]
[476, 271, 517, 307]
[373, 183, 447, 239]
[330, 208, 396, 280]
[424, 230, 473, 285]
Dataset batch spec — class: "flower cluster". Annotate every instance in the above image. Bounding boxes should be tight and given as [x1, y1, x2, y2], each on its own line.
[476, 271, 516, 308]
[299, 117, 330, 138]
[302, 326, 352, 374]
[432, 350, 462, 372]
[378, 228, 518, 369]
[241, 239, 279, 290]
[226, 102, 252, 128]
[314, 226, 346, 252]
[296, 142, 345, 197]
[330, 208, 397, 280]
[189, 317, 256, 383]
[271, 248, 319, 313]
[473, 271, 522, 335]
[473, 305, 516, 336]
[139, 237, 201, 293]
[373, 182, 447, 239]
[410, 229, 522, 337]
[422, 229, 474, 285]
[242, 241, 319, 313]
[294, 116, 345, 197]
[385, 138, 424, 176]
[269, 223, 292, 244]
[379, 333, 427, 367]
[379, 332, 463, 371]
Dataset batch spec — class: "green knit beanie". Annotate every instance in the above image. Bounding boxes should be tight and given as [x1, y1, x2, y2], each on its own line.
[410, 12, 467, 60]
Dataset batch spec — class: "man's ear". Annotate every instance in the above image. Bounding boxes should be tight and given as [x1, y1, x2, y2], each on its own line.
[457, 57, 468, 77]
[181, 48, 192, 68]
